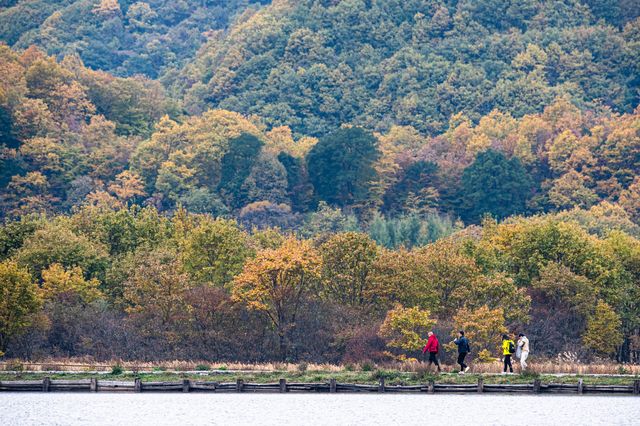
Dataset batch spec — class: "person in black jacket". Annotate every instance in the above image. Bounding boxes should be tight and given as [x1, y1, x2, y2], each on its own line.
[453, 330, 470, 374]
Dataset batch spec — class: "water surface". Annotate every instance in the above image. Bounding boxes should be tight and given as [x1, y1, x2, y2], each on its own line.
[1, 393, 638, 425]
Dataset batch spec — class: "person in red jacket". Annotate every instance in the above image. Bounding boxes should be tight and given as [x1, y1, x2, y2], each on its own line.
[422, 331, 441, 373]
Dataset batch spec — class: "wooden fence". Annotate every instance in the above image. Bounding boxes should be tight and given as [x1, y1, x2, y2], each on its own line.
[1, 378, 639, 395]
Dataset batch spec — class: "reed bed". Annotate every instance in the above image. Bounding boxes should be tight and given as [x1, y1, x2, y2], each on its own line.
[1, 357, 638, 376]
[0, 358, 342, 373]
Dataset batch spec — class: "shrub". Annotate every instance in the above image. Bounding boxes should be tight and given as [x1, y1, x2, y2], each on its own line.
[6, 360, 24, 371]
[520, 369, 540, 379]
[195, 364, 210, 371]
[371, 369, 402, 381]
[361, 361, 375, 372]
[477, 349, 498, 363]
[413, 366, 437, 381]
[110, 364, 123, 375]
[216, 365, 228, 371]
[617, 365, 629, 375]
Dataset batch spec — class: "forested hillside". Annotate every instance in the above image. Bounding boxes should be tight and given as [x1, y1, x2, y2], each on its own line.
[0, 0, 268, 77]
[1, 0, 639, 363]
[177, 0, 640, 136]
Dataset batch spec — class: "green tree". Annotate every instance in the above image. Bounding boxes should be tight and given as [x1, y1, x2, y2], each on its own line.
[319, 232, 379, 308]
[218, 133, 264, 209]
[307, 127, 380, 209]
[459, 150, 532, 223]
[181, 218, 252, 288]
[14, 222, 109, 282]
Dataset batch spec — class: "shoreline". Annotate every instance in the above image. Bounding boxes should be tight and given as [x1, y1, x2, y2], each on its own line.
[1, 376, 639, 395]
[1, 370, 639, 395]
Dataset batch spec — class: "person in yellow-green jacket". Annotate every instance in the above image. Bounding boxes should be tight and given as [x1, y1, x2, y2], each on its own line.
[501, 334, 515, 374]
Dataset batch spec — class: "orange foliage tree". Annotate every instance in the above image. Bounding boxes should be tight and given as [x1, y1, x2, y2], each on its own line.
[231, 236, 321, 360]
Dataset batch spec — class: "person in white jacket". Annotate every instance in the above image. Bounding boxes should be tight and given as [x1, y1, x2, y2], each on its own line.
[517, 333, 530, 370]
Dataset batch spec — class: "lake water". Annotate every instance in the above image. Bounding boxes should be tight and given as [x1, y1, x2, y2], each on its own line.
[1, 393, 638, 426]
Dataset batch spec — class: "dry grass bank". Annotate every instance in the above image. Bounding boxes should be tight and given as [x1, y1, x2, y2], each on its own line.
[1, 357, 639, 376]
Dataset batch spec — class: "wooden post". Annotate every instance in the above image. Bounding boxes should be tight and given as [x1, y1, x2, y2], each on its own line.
[236, 378, 244, 392]
[533, 379, 541, 394]
[134, 378, 141, 393]
[279, 378, 287, 393]
[633, 380, 639, 395]
[42, 377, 51, 392]
[182, 379, 190, 393]
[477, 377, 484, 393]
[378, 377, 385, 393]
[90, 378, 98, 392]
[427, 380, 434, 394]
[329, 378, 336, 393]
[577, 379, 583, 395]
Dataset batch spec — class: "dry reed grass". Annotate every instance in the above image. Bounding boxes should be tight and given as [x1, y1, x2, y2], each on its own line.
[0, 358, 342, 373]
[386, 359, 640, 375]
[1, 357, 638, 375]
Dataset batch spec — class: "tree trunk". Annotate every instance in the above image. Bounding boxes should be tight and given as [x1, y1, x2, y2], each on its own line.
[279, 331, 288, 361]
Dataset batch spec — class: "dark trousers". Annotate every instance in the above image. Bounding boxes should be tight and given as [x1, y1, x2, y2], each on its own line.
[457, 352, 467, 371]
[503, 354, 513, 372]
[428, 352, 440, 369]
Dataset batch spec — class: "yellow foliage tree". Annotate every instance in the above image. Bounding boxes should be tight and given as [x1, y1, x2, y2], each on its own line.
[41, 263, 102, 303]
[378, 304, 436, 353]
[108, 170, 146, 203]
[231, 236, 321, 360]
[619, 177, 640, 223]
[450, 305, 507, 358]
[582, 300, 623, 356]
[0, 261, 42, 354]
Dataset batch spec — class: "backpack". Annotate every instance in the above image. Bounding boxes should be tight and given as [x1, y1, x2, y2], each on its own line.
[508, 340, 515, 354]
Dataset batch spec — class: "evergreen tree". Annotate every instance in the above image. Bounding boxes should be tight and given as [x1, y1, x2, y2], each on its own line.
[218, 133, 264, 209]
[459, 150, 532, 223]
[307, 127, 380, 209]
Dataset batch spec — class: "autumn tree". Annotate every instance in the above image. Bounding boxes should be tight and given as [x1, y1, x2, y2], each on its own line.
[123, 248, 192, 346]
[14, 222, 109, 282]
[319, 232, 379, 309]
[41, 263, 102, 303]
[181, 218, 252, 288]
[0, 260, 42, 354]
[231, 237, 321, 360]
[619, 177, 640, 223]
[107, 170, 146, 204]
[450, 306, 508, 360]
[582, 300, 623, 357]
[378, 304, 436, 355]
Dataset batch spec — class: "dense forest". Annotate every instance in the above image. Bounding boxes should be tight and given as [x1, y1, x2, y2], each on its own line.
[0, 0, 639, 363]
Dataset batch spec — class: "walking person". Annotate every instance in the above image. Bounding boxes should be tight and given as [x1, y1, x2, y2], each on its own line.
[422, 331, 441, 373]
[517, 333, 530, 371]
[453, 331, 471, 374]
[501, 334, 515, 374]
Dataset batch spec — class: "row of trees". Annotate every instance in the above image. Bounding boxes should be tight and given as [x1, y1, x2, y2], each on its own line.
[1, 202, 638, 362]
